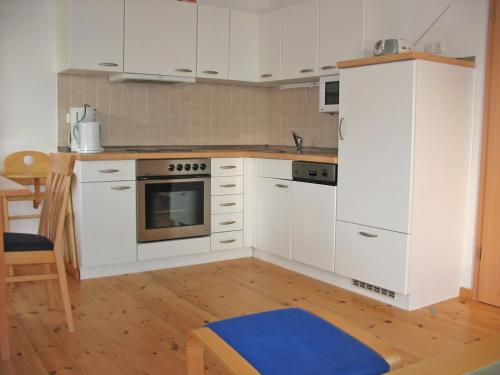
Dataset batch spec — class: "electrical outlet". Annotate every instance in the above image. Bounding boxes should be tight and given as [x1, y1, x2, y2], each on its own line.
[424, 41, 445, 54]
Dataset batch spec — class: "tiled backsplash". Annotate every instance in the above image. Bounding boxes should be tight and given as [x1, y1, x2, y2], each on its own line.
[57, 75, 338, 148]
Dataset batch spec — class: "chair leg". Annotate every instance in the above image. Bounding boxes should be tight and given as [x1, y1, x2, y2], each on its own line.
[44, 264, 56, 310]
[53, 250, 75, 333]
[186, 334, 206, 375]
[7, 266, 15, 289]
[2, 197, 9, 232]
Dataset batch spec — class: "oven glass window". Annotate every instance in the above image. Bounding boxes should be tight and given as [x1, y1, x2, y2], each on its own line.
[145, 181, 204, 229]
[325, 81, 339, 105]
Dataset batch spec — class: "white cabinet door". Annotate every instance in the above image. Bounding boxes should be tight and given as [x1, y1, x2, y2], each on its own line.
[197, 5, 230, 79]
[124, 0, 197, 77]
[282, 0, 319, 80]
[79, 182, 137, 268]
[259, 9, 281, 82]
[256, 177, 292, 259]
[335, 220, 409, 294]
[292, 182, 335, 271]
[337, 61, 415, 233]
[57, 0, 124, 73]
[230, 10, 259, 82]
[318, 0, 364, 75]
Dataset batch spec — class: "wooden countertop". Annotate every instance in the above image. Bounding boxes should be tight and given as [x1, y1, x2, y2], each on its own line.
[337, 52, 475, 69]
[69, 149, 338, 164]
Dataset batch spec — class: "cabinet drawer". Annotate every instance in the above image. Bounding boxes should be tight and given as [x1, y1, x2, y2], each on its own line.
[138, 237, 210, 261]
[335, 221, 409, 294]
[211, 231, 243, 251]
[211, 176, 243, 195]
[211, 195, 243, 214]
[76, 160, 136, 182]
[258, 159, 292, 180]
[211, 212, 243, 233]
[211, 158, 244, 176]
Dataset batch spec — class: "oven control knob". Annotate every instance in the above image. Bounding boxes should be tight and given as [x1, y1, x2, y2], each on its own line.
[168, 164, 175, 171]
[321, 169, 328, 177]
[200, 163, 207, 170]
[192, 164, 199, 171]
[176, 164, 183, 171]
[184, 164, 191, 171]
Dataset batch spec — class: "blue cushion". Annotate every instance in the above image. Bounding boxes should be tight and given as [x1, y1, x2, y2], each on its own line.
[3, 232, 54, 252]
[206, 308, 390, 375]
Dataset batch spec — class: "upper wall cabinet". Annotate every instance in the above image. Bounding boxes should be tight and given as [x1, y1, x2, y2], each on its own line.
[318, 0, 365, 75]
[56, 0, 124, 73]
[229, 10, 260, 82]
[124, 0, 197, 77]
[259, 9, 282, 82]
[197, 5, 230, 80]
[281, 0, 319, 80]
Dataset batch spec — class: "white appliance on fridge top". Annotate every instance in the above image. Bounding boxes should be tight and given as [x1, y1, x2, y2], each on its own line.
[67, 105, 103, 153]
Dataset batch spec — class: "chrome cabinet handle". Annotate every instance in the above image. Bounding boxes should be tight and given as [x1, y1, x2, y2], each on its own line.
[299, 68, 314, 73]
[99, 169, 119, 173]
[99, 62, 119, 67]
[175, 68, 193, 73]
[220, 239, 237, 244]
[220, 221, 236, 225]
[220, 202, 237, 207]
[111, 186, 131, 191]
[220, 184, 237, 188]
[220, 165, 237, 169]
[339, 117, 344, 141]
[359, 231, 378, 238]
[202, 70, 219, 75]
[321, 65, 336, 70]
[275, 184, 289, 189]
[261, 73, 273, 78]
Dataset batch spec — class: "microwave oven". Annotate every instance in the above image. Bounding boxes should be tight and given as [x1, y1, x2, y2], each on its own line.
[319, 75, 339, 113]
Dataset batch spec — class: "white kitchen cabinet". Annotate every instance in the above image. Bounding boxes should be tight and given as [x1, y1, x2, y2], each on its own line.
[291, 181, 335, 272]
[256, 177, 292, 259]
[259, 9, 282, 82]
[74, 181, 137, 268]
[318, 0, 365, 75]
[56, 0, 124, 73]
[230, 10, 259, 82]
[124, 0, 197, 77]
[197, 5, 230, 80]
[281, 0, 319, 80]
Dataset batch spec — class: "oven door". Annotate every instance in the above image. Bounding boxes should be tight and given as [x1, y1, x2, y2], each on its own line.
[137, 177, 211, 242]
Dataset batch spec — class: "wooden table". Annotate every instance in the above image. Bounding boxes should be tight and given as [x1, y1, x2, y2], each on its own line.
[1, 172, 45, 209]
[0, 176, 30, 360]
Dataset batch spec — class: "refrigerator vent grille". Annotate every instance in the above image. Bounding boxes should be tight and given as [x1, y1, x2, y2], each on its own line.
[352, 279, 396, 298]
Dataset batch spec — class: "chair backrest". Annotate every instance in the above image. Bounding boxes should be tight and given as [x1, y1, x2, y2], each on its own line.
[3, 151, 48, 178]
[38, 153, 75, 246]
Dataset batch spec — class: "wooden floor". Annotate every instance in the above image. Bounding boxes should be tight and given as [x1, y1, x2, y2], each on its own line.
[2, 258, 500, 374]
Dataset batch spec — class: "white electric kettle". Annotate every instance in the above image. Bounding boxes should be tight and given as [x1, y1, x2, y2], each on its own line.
[67, 105, 103, 153]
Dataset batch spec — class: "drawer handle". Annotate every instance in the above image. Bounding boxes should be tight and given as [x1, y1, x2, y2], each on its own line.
[220, 184, 237, 188]
[111, 186, 131, 191]
[275, 184, 289, 189]
[219, 239, 237, 244]
[202, 70, 219, 75]
[220, 220, 236, 225]
[261, 73, 273, 78]
[220, 165, 237, 169]
[99, 62, 119, 67]
[220, 202, 237, 207]
[99, 169, 119, 173]
[321, 65, 336, 70]
[299, 68, 314, 73]
[175, 68, 193, 73]
[359, 231, 378, 238]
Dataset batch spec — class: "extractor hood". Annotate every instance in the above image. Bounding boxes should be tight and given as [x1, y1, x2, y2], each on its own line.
[109, 73, 195, 84]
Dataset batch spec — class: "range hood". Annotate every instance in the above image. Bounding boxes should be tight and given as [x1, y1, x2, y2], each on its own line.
[109, 73, 195, 84]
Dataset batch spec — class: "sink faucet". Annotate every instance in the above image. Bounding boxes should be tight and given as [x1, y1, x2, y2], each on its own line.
[291, 131, 304, 153]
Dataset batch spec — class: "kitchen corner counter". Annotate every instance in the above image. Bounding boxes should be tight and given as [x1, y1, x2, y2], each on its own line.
[64, 147, 338, 164]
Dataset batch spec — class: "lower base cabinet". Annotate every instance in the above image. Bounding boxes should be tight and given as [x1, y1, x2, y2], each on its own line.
[256, 177, 292, 259]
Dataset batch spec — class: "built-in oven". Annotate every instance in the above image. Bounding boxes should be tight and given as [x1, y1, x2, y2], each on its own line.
[136, 159, 211, 243]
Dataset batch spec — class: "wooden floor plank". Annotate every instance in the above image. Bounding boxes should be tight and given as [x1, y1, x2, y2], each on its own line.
[3, 258, 500, 374]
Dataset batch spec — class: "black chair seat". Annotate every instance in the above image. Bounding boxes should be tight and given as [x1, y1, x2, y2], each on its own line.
[3, 232, 54, 252]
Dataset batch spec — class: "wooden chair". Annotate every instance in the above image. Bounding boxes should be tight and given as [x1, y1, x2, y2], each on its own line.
[3, 153, 76, 332]
[1, 151, 79, 279]
[186, 306, 402, 375]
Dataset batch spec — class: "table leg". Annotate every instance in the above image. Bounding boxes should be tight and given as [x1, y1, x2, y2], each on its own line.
[0, 198, 10, 360]
[33, 178, 41, 209]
